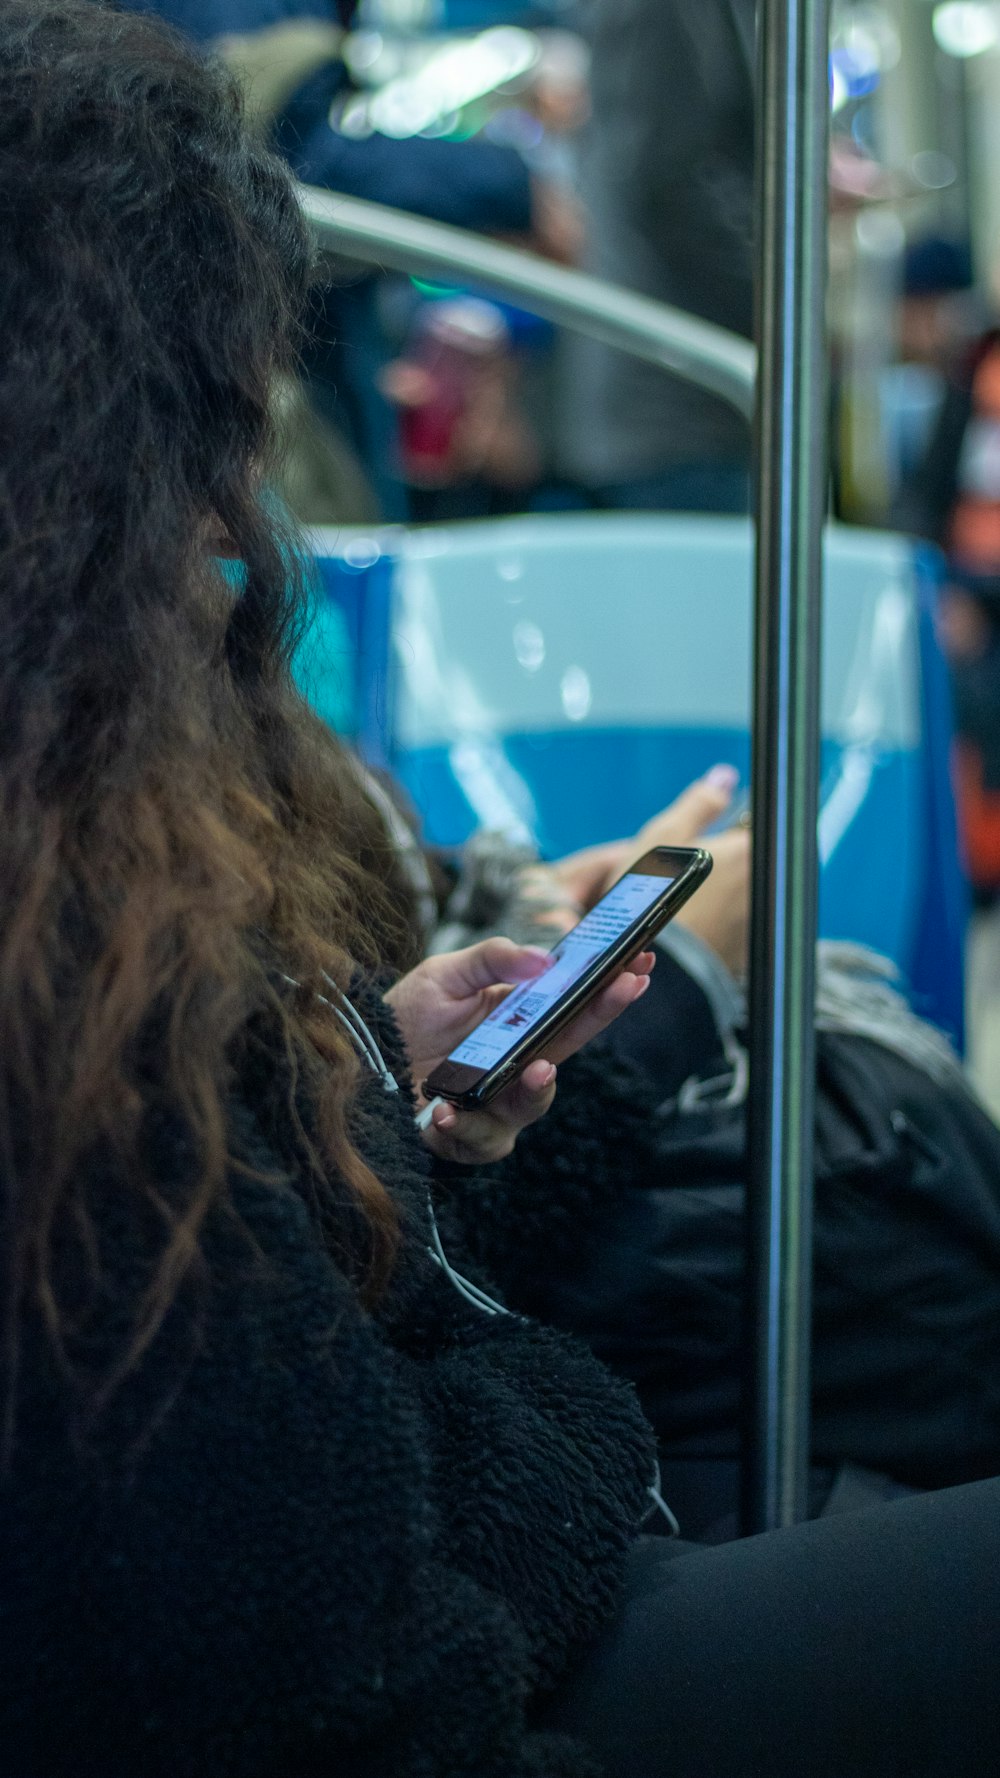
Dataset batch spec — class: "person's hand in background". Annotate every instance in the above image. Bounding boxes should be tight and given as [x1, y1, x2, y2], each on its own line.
[552, 765, 739, 911]
[674, 826, 751, 977]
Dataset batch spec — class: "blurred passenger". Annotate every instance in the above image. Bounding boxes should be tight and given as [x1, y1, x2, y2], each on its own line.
[884, 235, 976, 512]
[115, 0, 580, 517]
[899, 288, 1000, 1115]
[5, 13, 1000, 1777]
[0, 13, 657, 1776]
[555, 0, 754, 511]
[122, 0, 572, 238]
[902, 301, 1000, 907]
[381, 295, 544, 520]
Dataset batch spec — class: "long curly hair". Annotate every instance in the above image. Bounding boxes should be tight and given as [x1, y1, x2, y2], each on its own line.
[0, 0, 408, 1433]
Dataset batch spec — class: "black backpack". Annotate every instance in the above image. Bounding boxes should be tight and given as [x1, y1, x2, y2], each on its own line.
[523, 970, 1000, 1507]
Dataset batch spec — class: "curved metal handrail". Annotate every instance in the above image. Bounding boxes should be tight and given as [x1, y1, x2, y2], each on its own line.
[297, 184, 756, 421]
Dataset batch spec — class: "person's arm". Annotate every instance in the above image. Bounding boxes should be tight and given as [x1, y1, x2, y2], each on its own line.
[397, 1295, 656, 1693]
[216, 1118, 653, 1710]
[293, 120, 535, 234]
[29, 1155, 646, 1775]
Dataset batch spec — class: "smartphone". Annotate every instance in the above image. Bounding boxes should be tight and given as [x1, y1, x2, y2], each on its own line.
[423, 845, 712, 1110]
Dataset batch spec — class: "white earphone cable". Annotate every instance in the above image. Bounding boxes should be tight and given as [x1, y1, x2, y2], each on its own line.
[318, 980, 681, 1535]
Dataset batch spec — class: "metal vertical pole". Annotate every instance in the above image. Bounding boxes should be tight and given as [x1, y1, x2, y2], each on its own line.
[742, 0, 830, 1534]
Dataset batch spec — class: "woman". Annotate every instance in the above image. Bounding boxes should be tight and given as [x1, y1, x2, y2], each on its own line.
[0, 8, 655, 1774]
[1, 8, 999, 1778]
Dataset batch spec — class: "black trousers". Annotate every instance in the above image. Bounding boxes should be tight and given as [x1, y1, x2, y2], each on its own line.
[541, 1477, 1000, 1777]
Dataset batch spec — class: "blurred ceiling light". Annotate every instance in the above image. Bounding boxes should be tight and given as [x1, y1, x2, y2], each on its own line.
[360, 0, 443, 27]
[854, 208, 905, 256]
[850, 6, 900, 66]
[344, 31, 385, 74]
[932, 3, 999, 58]
[419, 109, 463, 139]
[560, 666, 592, 723]
[342, 536, 383, 571]
[829, 5, 901, 105]
[830, 50, 879, 100]
[513, 621, 545, 673]
[366, 28, 540, 138]
[910, 149, 957, 190]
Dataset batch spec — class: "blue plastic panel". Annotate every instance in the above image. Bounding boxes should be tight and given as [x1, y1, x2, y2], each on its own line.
[397, 730, 919, 964]
[306, 513, 965, 1037]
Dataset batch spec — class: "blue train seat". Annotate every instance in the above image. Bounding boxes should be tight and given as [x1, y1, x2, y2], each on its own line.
[296, 530, 397, 743]
[304, 514, 966, 1041]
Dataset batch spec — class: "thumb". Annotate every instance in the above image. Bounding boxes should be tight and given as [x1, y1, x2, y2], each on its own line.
[444, 937, 552, 996]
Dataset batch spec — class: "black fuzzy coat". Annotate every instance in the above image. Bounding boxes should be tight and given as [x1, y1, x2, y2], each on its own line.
[0, 992, 655, 1778]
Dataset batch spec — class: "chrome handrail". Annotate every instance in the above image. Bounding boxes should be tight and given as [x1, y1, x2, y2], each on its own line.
[297, 184, 756, 421]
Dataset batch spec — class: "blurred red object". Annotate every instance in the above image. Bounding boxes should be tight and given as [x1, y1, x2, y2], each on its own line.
[953, 738, 1000, 890]
[384, 297, 539, 491]
[392, 298, 508, 487]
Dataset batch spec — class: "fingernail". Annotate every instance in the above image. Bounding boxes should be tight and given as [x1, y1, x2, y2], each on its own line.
[538, 1064, 556, 1088]
[706, 764, 739, 791]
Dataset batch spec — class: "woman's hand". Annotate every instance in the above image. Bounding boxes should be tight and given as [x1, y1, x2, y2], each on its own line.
[384, 938, 654, 1166]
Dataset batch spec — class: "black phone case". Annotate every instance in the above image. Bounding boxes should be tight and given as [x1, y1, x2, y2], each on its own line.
[424, 846, 712, 1110]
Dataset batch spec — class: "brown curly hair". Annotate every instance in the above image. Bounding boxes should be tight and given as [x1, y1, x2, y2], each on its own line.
[0, 0, 409, 1435]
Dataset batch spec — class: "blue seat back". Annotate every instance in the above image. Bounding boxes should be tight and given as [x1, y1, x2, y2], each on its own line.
[309, 513, 966, 1040]
[302, 528, 396, 754]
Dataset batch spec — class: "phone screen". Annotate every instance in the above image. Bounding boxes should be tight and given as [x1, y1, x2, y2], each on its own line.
[444, 868, 674, 1076]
